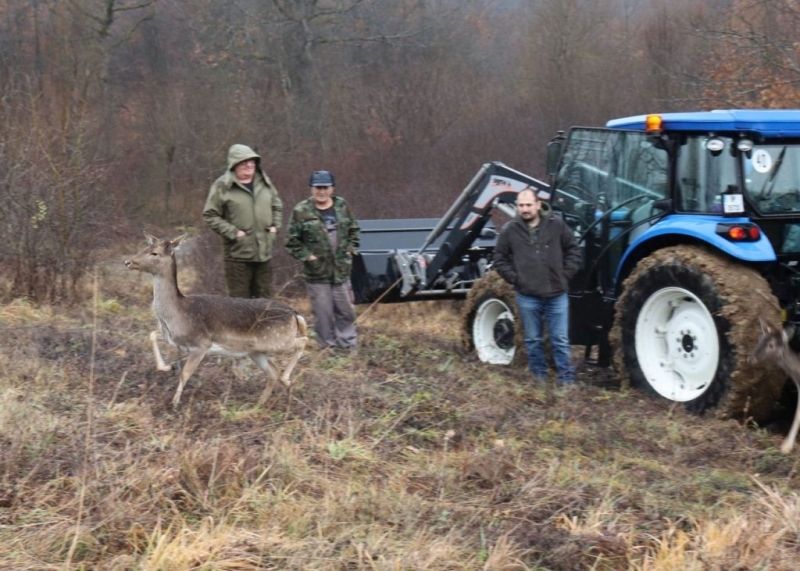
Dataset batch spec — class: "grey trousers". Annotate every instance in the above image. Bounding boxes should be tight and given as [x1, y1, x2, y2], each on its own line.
[306, 281, 357, 348]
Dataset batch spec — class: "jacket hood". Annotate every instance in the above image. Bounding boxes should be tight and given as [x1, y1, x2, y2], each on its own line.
[539, 201, 552, 216]
[227, 144, 261, 171]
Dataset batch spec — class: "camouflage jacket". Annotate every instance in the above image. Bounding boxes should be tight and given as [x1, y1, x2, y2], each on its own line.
[285, 196, 360, 284]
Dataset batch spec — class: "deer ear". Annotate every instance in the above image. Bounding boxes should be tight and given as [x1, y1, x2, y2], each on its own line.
[760, 317, 778, 334]
[166, 234, 187, 253]
[143, 232, 159, 246]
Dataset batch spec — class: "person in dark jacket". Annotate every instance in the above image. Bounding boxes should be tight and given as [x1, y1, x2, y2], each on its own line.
[492, 189, 582, 384]
[285, 170, 360, 351]
[203, 144, 283, 298]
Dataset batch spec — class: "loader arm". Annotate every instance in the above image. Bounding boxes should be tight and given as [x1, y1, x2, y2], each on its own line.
[394, 162, 549, 297]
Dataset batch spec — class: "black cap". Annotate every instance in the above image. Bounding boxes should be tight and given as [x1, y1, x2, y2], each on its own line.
[309, 170, 335, 187]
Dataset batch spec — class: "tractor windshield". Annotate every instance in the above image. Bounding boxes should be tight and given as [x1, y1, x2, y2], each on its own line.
[552, 128, 668, 234]
[551, 128, 668, 294]
[744, 144, 800, 214]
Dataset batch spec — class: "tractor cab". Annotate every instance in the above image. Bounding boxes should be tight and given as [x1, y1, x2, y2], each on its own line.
[545, 110, 800, 360]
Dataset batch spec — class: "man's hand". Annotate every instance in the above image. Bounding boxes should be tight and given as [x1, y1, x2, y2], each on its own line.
[235, 230, 246, 238]
[307, 254, 318, 262]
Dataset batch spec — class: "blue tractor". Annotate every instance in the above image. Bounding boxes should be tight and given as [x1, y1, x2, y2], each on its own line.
[353, 110, 800, 419]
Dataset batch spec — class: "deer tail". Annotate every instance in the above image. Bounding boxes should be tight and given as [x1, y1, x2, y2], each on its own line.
[296, 313, 308, 336]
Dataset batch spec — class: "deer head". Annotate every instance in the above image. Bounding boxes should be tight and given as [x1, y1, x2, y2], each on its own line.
[748, 318, 796, 365]
[124, 233, 186, 275]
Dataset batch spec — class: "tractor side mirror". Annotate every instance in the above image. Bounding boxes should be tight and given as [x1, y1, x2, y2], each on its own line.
[546, 132, 565, 176]
[652, 198, 673, 212]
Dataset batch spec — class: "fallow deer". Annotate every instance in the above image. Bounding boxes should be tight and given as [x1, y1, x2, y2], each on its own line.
[748, 319, 800, 454]
[124, 233, 307, 407]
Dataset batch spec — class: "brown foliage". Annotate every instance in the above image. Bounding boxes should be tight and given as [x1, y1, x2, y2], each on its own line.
[700, 0, 800, 108]
[1, 0, 798, 300]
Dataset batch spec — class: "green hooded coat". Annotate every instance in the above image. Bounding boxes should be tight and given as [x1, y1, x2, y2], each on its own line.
[203, 144, 283, 262]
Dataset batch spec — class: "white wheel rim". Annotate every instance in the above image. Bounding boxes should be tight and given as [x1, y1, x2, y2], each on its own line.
[473, 297, 516, 365]
[635, 287, 720, 402]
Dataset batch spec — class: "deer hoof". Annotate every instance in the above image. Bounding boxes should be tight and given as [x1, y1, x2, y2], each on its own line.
[257, 392, 273, 406]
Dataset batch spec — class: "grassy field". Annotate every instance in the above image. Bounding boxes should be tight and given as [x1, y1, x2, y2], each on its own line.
[0, 243, 799, 570]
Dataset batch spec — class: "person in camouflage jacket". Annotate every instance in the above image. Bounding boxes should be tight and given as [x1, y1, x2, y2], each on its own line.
[203, 144, 283, 298]
[286, 171, 360, 350]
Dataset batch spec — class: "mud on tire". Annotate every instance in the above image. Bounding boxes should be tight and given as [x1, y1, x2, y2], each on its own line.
[462, 271, 526, 366]
[610, 245, 783, 420]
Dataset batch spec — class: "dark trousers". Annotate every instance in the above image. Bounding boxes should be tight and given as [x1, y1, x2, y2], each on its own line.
[224, 259, 273, 298]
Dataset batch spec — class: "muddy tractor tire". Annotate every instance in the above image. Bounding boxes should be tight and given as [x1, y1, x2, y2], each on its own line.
[610, 245, 784, 420]
[462, 271, 525, 366]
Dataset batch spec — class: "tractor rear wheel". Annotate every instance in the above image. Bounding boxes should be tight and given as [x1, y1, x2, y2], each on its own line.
[610, 245, 783, 420]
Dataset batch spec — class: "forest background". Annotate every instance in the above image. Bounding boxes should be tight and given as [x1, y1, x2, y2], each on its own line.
[1, 0, 799, 301]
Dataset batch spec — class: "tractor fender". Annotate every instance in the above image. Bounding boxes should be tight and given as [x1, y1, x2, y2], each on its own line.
[616, 214, 776, 286]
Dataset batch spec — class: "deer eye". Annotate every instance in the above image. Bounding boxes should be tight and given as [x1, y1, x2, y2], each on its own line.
[149, 251, 158, 256]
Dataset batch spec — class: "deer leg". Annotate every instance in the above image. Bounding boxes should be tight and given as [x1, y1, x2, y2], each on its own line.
[173, 349, 207, 407]
[150, 330, 172, 372]
[278, 341, 306, 387]
[780, 380, 800, 454]
[249, 352, 280, 406]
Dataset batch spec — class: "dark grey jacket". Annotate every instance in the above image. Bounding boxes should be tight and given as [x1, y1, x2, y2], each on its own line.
[492, 205, 582, 297]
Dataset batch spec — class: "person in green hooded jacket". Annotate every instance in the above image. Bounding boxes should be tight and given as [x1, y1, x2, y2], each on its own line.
[286, 170, 360, 350]
[203, 144, 284, 298]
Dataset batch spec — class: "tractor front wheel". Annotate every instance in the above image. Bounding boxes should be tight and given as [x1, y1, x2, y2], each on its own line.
[463, 272, 522, 365]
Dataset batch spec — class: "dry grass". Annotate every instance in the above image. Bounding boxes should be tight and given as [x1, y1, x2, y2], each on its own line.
[0, 249, 799, 570]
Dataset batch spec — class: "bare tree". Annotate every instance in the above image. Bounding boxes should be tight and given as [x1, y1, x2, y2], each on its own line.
[694, 0, 800, 107]
[5, 0, 777, 293]
[0, 82, 112, 302]
[0, 0, 158, 302]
